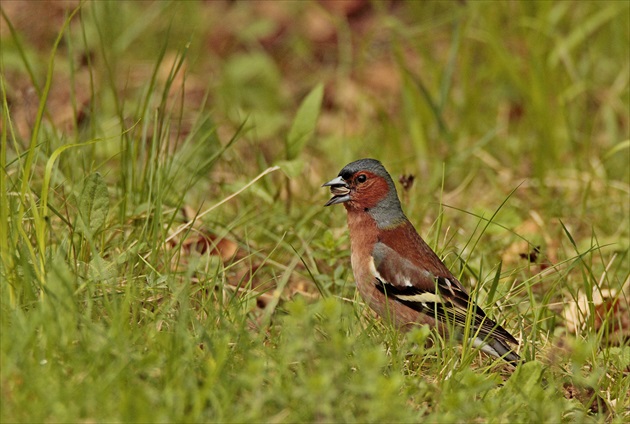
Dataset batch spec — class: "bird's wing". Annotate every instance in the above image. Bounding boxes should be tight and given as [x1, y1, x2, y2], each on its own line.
[371, 241, 517, 345]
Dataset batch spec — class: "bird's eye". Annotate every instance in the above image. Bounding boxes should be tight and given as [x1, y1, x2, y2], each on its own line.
[356, 174, 367, 183]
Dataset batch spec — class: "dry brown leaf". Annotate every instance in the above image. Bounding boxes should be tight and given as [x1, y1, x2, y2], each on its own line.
[563, 285, 630, 345]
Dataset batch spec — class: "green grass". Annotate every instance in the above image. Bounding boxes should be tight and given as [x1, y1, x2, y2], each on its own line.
[1, 1, 629, 422]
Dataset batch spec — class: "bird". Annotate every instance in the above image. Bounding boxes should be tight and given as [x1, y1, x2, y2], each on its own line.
[323, 158, 521, 365]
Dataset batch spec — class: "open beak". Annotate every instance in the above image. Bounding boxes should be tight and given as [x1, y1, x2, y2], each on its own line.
[322, 175, 351, 206]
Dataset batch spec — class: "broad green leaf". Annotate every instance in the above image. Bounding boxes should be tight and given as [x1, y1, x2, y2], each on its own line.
[78, 173, 109, 237]
[87, 254, 117, 283]
[286, 83, 323, 160]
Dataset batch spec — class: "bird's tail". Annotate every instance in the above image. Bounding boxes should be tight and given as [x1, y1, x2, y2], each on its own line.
[472, 336, 521, 366]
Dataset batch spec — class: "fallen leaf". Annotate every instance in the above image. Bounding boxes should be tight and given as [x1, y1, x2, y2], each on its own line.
[563, 284, 630, 345]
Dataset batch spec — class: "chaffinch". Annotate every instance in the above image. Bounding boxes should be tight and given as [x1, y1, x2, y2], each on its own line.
[323, 158, 521, 365]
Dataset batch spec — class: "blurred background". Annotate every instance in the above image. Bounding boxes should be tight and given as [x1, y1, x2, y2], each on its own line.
[4, 1, 628, 256]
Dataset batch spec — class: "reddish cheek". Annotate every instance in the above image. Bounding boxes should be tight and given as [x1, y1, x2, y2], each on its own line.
[353, 177, 389, 209]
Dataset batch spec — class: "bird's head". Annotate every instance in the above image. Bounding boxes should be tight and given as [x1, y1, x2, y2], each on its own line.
[323, 158, 406, 226]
